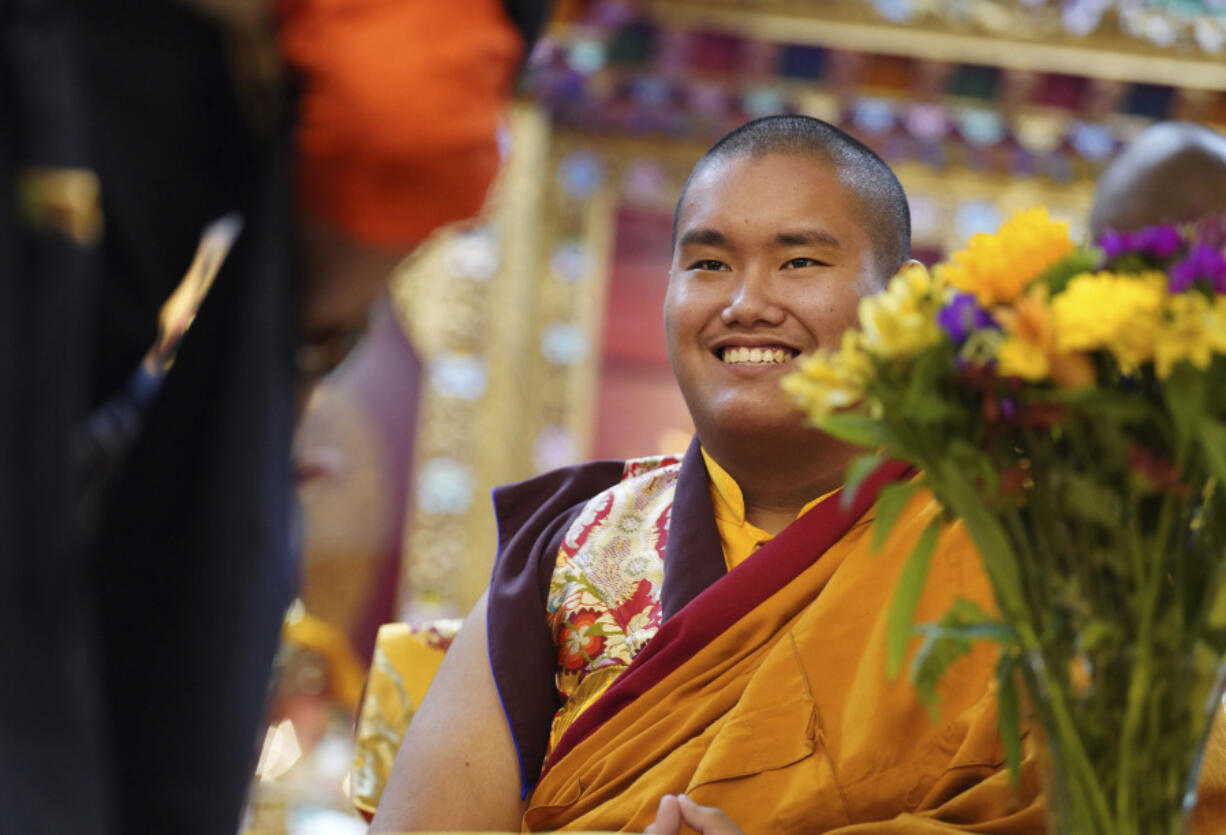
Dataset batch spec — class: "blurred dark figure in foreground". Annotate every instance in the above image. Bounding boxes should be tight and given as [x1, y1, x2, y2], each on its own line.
[0, 0, 542, 831]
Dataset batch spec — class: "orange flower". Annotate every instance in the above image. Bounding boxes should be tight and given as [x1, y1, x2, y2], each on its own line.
[994, 286, 1094, 388]
[942, 208, 1074, 307]
[557, 609, 606, 671]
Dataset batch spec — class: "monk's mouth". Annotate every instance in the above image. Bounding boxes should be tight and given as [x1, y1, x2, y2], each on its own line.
[716, 346, 798, 366]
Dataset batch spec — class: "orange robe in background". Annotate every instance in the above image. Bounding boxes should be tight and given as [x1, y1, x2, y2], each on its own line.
[276, 0, 523, 248]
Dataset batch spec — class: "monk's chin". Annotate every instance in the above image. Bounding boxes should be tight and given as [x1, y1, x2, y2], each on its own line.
[697, 409, 819, 450]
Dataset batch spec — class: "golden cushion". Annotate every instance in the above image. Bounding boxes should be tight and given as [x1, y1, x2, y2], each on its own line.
[350, 620, 461, 816]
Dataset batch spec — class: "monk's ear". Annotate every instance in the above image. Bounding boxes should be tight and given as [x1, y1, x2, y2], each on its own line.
[870, 258, 922, 291]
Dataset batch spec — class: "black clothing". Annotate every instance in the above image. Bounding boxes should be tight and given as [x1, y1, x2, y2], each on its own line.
[2, 2, 295, 831]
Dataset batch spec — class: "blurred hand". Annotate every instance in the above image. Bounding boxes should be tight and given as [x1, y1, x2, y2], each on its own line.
[644, 794, 745, 835]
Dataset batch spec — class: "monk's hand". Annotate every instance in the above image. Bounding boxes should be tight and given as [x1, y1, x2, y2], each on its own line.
[644, 794, 745, 835]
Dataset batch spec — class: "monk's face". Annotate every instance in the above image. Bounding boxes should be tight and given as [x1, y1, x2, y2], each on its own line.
[664, 152, 877, 443]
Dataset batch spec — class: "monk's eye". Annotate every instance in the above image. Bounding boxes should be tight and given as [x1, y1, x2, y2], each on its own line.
[782, 257, 828, 269]
[688, 259, 730, 272]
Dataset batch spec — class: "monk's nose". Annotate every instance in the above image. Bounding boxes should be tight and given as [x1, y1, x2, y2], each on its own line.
[721, 269, 785, 327]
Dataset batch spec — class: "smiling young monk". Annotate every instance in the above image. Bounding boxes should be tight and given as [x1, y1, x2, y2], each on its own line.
[370, 115, 1045, 833]
[371, 116, 1046, 833]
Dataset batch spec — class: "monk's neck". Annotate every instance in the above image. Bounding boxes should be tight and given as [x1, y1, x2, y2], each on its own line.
[703, 439, 857, 536]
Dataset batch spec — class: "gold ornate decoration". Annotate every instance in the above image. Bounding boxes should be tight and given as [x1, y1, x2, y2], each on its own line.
[393, 103, 559, 618]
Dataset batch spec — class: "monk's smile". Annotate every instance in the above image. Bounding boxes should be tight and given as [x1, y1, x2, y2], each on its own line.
[711, 339, 800, 369]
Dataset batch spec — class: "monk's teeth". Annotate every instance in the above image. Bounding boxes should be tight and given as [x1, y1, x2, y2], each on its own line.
[720, 347, 795, 365]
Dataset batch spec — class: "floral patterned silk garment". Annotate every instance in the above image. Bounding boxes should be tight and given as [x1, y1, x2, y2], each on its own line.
[545, 455, 682, 754]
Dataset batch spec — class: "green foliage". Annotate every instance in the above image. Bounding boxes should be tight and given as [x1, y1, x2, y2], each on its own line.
[1037, 387, 1156, 425]
[817, 412, 897, 449]
[872, 480, 922, 552]
[903, 344, 958, 424]
[840, 453, 885, 511]
[1207, 355, 1226, 418]
[1165, 364, 1208, 453]
[1200, 419, 1226, 485]
[1036, 248, 1103, 295]
[1059, 472, 1123, 529]
[910, 598, 1013, 722]
[886, 518, 941, 678]
[995, 650, 1024, 789]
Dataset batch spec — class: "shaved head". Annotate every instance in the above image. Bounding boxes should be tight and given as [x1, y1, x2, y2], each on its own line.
[1091, 121, 1226, 237]
[673, 115, 911, 280]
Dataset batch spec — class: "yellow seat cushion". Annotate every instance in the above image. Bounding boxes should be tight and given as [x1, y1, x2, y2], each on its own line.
[351, 620, 461, 816]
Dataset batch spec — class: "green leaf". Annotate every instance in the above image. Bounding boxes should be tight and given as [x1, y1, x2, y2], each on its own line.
[872, 480, 922, 552]
[915, 614, 1015, 645]
[1036, 388, 1153, 424]
[1201, 630, 1226, 655]
[816, 413, 895, 449]
[886, 518, 941, 678]
[1059, 472, 1123, 528]
[995, 650, 1024, 789]
[1207, 354, 1226, 417]
[903, 347, 956, 424]
[911, 631, 973, 724]
[1035, 248, 1101, 295]
[901, 389, 955, 424]
[1203, 551, 1226, 634]
[841, 453, 885, 510]
[1165, 363, 1207, 451]
[930, 459, 1029, 625]
[1201, 418, 1226, 485]
[909, 599, 1003, 723]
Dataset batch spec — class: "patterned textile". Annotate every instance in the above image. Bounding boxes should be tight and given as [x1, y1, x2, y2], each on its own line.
[545, 454, 683, 753]
[350, 619, 462, 817]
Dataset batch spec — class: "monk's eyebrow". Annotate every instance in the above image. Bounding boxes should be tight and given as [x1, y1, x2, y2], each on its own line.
[677, 228, 728, 248]
[777, 228, 841, 248]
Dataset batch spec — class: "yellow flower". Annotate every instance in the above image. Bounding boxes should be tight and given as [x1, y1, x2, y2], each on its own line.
[1154, 292, 1226, 379]
[993, 285, 1095, 387]
[1053, 272, 1166, 373]
[858, 262, 944, 360]
[941, 207, 1074, 307]
[996, 336, 1049, 382]
[783, 330, 875, 423]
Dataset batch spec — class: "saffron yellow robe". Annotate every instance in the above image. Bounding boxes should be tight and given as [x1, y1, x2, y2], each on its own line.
[439, 438, 1226, 832]
[524, 474, 1226, 833]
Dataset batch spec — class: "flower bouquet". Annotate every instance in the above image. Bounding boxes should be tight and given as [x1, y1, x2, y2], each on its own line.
[783, 208, 1226, 834]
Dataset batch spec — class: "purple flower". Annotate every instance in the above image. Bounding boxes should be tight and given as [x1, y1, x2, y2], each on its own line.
[938, 292, 997, 345]
[1136, 225, 1184, 258]
[1169, 243, 1226, 293]
[1192, 213, 1226, 253]
[1098, 230, 1139, 260]
[1098, 225, 1184, 260]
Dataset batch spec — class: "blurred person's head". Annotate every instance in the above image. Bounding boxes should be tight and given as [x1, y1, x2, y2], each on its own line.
[1091, 121, 1226, 237]
[664, 115, 911, 474]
